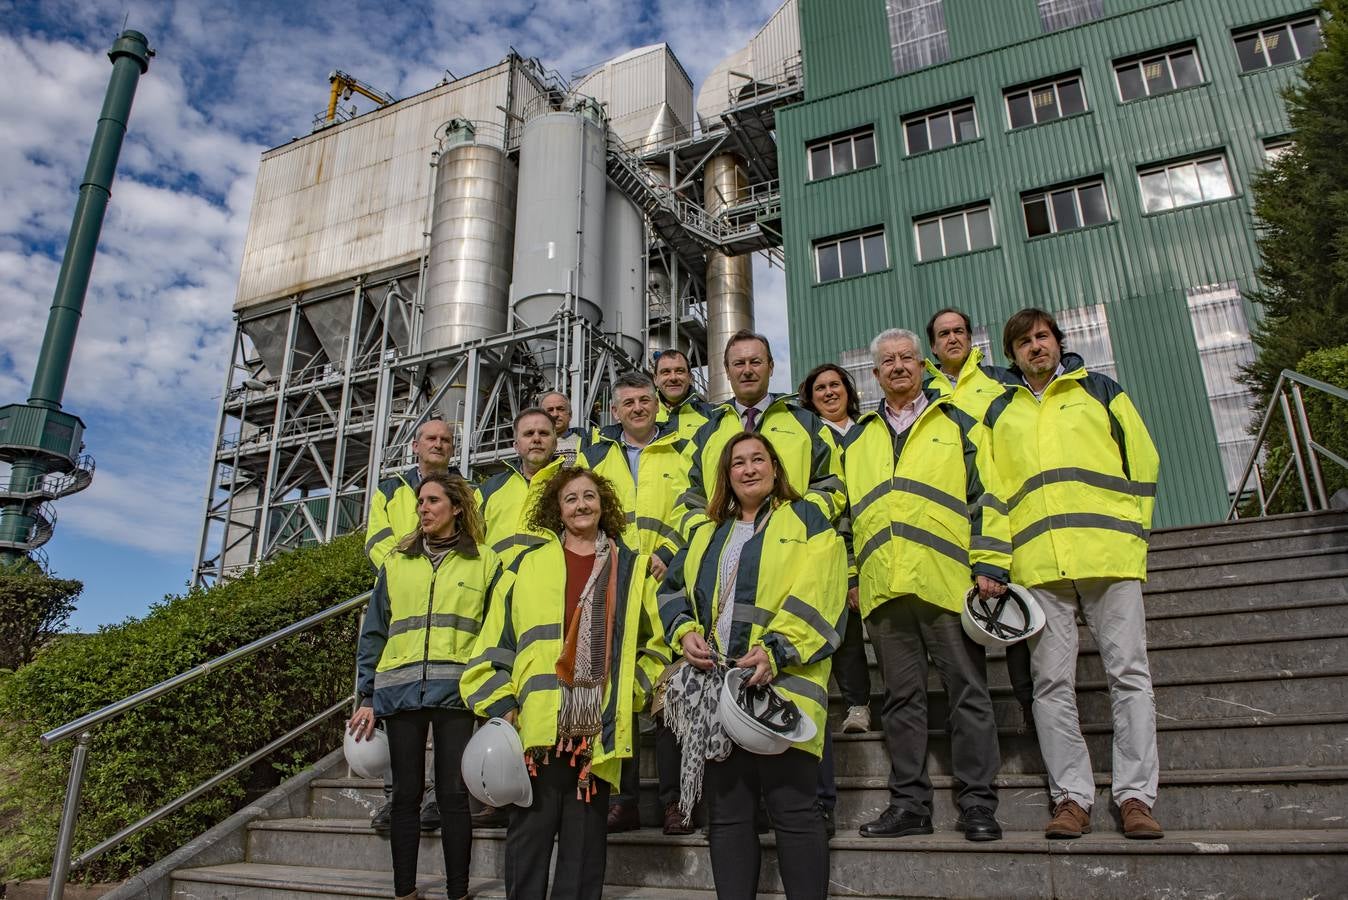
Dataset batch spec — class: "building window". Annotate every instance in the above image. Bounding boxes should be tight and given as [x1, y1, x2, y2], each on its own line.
[887, 0, 950, 74]
[815, 228, 888, 283]
[1263, 137, 1294, 164]
[903, 102, 978, 154]
[1114, 45, 1204, 101]
[839, 348, 884, 411]
[1022, 179, 1110, 237]
[1005, 74, 1087, 129]
[1037, 0, 1103, 32]
[1185, 282, 1258, 491]
[1057, 303, 1117, 380]
[807, 128, 877, 181]
[915, 204, 996, 261]
[1234, 16, 1323, 72]
[1138, 154, 1235, 213]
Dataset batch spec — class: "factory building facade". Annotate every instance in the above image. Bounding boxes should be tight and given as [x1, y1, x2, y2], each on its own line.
[779, 0, 1319, 526]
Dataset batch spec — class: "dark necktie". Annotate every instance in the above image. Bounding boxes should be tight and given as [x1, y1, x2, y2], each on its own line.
[742, 408, 758, 431]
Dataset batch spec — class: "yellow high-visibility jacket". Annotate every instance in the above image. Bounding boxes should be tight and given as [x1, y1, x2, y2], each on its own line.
[923, 346, 1012, 423]
[357, 535, 502, 717]
[679, 394, 845, 535]
[982, 353, 1160, 586]
[656, 394, 713, 445]
[365, 467, 422, 569]
[578, 424, 692, 567]
[842, 386, 1011, 617]
[475, 457, 563, 564]
[659, 499, 847, 758]
[460, 537, 670, 789]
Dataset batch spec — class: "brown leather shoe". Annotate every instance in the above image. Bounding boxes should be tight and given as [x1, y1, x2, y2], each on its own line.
[607, 801, 641, 833]
[1044, 799, 1092, 839]
[1120, 799, 1164, 839]
[663, 802, 694, 835]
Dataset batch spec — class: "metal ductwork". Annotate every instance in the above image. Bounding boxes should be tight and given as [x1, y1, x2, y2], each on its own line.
[704, 154, 754, 403]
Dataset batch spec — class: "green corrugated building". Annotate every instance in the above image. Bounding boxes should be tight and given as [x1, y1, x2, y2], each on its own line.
[779, 0, 1322, 526]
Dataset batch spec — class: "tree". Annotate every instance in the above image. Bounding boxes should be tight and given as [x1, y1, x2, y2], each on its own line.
[1242, 0, 1348, 400]
[0, 559, 82, 671]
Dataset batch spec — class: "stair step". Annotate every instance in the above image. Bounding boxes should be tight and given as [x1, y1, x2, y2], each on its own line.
[1144, 548, 1348, 592]
[315, 765, 1348, 833]
[1142, 569, 1348, 616]
[242, 821, 1348, 898]
[170, 864, 721, 899]
[1147, 523, 1348, 567]
[1148, 510, 1348, 548]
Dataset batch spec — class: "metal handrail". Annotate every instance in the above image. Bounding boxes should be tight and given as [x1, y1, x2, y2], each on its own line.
[1228, 368, 1348, 519]
[40, 589, 373, 900]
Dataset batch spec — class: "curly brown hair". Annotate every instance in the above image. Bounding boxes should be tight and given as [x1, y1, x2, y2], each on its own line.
[527, 466, 629, 540]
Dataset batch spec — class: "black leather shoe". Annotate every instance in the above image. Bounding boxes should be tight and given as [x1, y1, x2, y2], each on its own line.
[371, 801, 392, 833]
[420, 799, 441, 831]
[957, 805, 1002, 842]
[471, 805, 510, 828]
[859, 806, 932, 837]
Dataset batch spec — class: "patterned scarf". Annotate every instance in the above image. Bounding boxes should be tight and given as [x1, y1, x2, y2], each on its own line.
[546, 532, 617, 800]
[663, 661, 733, 824]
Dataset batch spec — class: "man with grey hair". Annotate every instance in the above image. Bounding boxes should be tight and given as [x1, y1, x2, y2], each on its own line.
[577, 370, 686, 833]
[539, 389, 588, 464]
[363, 416, 455, 832]
[843, 328, 1009, 842]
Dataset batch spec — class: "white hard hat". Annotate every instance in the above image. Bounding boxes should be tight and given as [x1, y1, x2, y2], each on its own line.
[961, 583, 1045, 648]
[718, 666, 817, 756]
[461, 717, 533, 808]
[343, 725, 390, 780]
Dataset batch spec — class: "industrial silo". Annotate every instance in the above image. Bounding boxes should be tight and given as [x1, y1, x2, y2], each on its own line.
[510, 100, 607, 329]
[423, 119, 518, 351]
[602, 181, 646, 361]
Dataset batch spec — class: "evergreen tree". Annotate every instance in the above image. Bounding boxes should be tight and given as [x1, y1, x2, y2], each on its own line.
[0, 558, 82, 670]
[1243, 0, 1348, 399]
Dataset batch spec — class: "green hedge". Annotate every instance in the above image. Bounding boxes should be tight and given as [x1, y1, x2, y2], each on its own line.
[0, 534, 374, 883]
[1254, 345, 1348, 513]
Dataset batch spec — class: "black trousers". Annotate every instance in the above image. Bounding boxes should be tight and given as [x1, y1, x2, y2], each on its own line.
[384, 707, 475, 898]
[1006, 639, 1035, 710]
[832, 606, 872, 707]
[867, 597, 1000, 814]
[615, 716, 681, 807]
[705, 746, 829, 900]
[505, 752, 611, 900]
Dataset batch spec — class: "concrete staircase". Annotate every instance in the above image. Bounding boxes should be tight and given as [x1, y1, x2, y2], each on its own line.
[167, 511, 1348, 898]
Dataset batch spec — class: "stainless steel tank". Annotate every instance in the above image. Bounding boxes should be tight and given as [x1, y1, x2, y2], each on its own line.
[704, 153, 754, 402]
[423, 123, 518, 351]
[511, 104, 607, 329]
[602, 180, 646, 362]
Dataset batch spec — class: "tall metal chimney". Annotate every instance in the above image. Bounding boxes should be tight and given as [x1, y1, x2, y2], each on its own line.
[0, 30, 153, 564]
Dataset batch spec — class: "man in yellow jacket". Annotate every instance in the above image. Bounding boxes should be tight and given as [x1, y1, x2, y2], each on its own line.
[982, 307, 1163, 841]
[362, 417, 454, 831]
[845, 328, 1011, 843]
[578, 371, 694, 835]
[475, 407, 564, 565]
[653, 347, 713, 443]
[680, 330, 845, 534]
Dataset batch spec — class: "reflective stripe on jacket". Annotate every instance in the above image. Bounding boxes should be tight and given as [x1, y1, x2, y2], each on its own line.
[579, 424, 691, 566]
[679, 394, 845, 535]
[983, 353, 1160, 586]
[475, 457, 563, 564]
[842, 386, 1011, 617]
[656, 394, 713, 445]
[658, 499, 847, 758]
[923, 346, 1012, 423]
[460, 538, 670, 789]
[356, 539, 502, 718]
[364, 467, 421, 569]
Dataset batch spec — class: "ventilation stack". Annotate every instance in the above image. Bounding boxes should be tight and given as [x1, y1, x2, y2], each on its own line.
[704, 154, 754, 403]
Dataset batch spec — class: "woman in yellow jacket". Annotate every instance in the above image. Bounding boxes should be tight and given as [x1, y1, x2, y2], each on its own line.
[460, 467, 668, 900]
[348, 472, 500, 900]
[661, 431, 847, 900]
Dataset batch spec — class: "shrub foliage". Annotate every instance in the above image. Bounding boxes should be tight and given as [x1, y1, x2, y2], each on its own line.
[0, 561, 82, 671]
[0, 534, 374, 883]
[1253, 345, 1348, 513]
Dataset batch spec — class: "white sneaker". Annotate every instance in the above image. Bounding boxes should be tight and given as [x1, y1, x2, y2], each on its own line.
[841, 705, 871, 733]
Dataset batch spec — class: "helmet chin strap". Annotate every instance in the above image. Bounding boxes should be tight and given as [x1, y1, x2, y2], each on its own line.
[971, 591, 1035, 640]
[735, 676, 801, 734]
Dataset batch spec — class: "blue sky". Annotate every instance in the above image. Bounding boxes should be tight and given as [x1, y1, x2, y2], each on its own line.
[1, 0, 792, 631]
